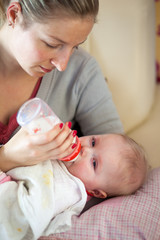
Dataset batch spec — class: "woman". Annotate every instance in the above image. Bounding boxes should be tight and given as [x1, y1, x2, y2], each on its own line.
[0, 0, 123, 172]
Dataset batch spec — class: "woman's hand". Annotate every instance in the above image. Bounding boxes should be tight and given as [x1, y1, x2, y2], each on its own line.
[0, 122, 77, 171]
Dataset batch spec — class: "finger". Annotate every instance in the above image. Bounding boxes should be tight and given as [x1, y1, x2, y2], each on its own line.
[24, 122, 76, 162]
[41, 126, 75, 156]
[56, 142, 78, 160]
[29, 122, 65, 145]
[50, 122, 73, 148]
[47, 130, 76, 159]
[48, 143, 77, 161]
[25, 122, 73, 156]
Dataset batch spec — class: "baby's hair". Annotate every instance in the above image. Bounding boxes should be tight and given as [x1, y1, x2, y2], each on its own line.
[0, 0, 99, 27]
[107, 134, 149, 197]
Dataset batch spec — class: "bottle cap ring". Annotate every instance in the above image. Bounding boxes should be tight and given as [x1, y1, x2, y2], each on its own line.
[60, 136, 81, 162]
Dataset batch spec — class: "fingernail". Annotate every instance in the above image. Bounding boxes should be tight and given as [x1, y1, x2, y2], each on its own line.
[68, 121, 72, 128]
[59, 123, 64, 129]
[72, 143, 77, 149]
[72, 130, 77, 137]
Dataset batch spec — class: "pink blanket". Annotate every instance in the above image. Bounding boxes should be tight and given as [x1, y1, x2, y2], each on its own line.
[39, 167, 160, 240]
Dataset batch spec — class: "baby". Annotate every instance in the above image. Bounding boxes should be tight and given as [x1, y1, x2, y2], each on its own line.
[65, 133, 148, 198]
[0, 133, 148, 239]
[0, 133, 148, 198]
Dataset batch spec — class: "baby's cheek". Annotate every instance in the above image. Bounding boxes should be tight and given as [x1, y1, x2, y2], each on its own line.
[68, 164, 81, 178]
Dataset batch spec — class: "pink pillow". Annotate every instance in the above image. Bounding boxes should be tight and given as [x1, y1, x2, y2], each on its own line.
[39, 167, 160, 240]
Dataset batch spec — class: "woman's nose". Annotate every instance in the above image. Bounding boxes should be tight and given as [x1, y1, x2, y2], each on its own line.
[51, 48, 72, 71]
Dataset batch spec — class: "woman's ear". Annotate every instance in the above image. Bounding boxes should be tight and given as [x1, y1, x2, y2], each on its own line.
[87, 189, 107, 199]
[7, 2, 22, 27]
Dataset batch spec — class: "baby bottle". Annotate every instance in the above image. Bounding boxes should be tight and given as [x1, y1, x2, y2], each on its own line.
[17, 97, 81, 162]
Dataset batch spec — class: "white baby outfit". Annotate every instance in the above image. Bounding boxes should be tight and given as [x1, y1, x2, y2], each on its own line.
[0, 160, 87, 240]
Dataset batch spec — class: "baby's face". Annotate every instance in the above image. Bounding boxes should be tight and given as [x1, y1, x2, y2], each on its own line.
[66, 134, 126, 193]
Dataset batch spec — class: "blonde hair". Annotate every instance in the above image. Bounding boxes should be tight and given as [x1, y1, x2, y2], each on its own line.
[107, 134, 149, 197]
[0, 0, 10, 26]
[0, 0, 99, 27]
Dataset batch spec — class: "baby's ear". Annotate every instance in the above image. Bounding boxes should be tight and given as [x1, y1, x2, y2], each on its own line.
[87, 189, 107, 199]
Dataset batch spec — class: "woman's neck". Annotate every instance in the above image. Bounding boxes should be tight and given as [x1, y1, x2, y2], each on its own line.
[0, 23, 34, 82]
[0, 24, 41, 125]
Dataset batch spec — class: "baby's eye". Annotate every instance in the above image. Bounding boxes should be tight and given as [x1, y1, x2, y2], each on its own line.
[91, 137, 96, 147]
[92, 159, 97, 169]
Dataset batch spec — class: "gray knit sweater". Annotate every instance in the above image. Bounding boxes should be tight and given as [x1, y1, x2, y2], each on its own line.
[15, 48, 123, 136]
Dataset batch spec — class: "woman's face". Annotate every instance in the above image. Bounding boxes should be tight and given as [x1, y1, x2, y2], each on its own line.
[8, 10, 94, 76]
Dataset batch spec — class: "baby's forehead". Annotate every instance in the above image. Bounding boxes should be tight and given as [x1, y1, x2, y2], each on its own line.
[102, 134, 127, 145]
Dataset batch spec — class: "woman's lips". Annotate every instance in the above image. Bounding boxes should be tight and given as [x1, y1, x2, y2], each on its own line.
[40, 66, 53, 73]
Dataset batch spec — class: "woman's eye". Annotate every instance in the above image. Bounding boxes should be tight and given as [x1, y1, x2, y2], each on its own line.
[46, 44, 57, 49]
[45, 42, 59, 49]
[91, 137, 95, 147]
[92, 159, 96, 169]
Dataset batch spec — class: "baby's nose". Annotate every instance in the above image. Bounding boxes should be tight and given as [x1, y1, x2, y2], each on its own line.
[81, 146, 92, 156]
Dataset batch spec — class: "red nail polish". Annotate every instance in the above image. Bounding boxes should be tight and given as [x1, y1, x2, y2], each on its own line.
[72, 130, 77, 137]
[59, 123, 63, 129]
[68, 121, 72, 128]
[72, 143, 77, 149]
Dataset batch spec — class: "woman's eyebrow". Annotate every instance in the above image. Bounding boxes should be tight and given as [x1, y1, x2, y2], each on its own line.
[47, 36, 66, 44]
[78, 39, 87, 45]
[47, 35, 87, 45]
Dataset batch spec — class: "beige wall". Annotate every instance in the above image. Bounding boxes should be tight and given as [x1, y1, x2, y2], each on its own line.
[83, 0, 156, 133]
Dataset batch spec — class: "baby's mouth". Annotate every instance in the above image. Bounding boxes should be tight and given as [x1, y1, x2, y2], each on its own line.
[79, 147, 83, 156]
